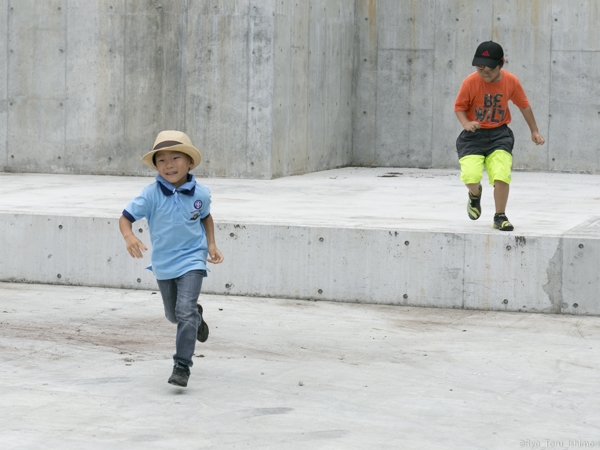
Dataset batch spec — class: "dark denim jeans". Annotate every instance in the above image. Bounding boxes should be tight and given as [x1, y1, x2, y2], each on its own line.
[156, 270, 206, 368]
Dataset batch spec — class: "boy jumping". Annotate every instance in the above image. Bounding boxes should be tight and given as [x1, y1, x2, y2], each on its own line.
[454, 41, 545, 231]
[119, 130, 224, 387]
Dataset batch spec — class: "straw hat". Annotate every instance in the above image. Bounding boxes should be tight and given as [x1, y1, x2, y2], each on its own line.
[141, 130, 202, 169]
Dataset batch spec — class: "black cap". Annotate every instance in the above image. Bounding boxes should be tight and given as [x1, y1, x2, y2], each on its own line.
[472, 41, 504, 68]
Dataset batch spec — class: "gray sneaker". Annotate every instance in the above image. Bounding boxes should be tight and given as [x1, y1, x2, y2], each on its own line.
[197, 304, 209, 343]
[168, 364, 190, 387]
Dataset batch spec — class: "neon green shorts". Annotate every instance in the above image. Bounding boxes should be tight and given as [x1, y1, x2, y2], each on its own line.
[459, 150, 512, 186]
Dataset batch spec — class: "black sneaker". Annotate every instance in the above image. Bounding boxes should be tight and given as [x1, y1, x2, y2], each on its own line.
[493, 213, 514, 231]
[168, 364, 190, 387]
[467, 185, 482, 220]
[197, 304, 209, 343]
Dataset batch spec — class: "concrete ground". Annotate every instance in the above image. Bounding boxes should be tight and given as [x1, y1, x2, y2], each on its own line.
[1, 282, 600, 449]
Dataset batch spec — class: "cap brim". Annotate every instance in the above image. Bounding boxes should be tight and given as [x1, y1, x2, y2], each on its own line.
[472, 57, 500, 68]
[141, 144, 202, 170]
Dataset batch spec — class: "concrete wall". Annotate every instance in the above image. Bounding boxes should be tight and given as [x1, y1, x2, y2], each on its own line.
[353, 0, 600, 172]
[1, 0, 599, 177]
[2, 213, 599, 315]
[0, 0, 355, 178]
[272, 0, 354, 177]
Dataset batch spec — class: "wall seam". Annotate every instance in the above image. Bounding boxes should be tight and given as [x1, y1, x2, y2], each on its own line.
[427, 0, 435, 168]
[306, 0, 311, 173]
[547, 0, 554, 171]
[246, 4, 251, 177]
[181, 0, 188, 128]
[123, 1, 127, 145]
[63, 0, 68, 164]
[372, 0, 378, 167]
[5, 0, 10, 169]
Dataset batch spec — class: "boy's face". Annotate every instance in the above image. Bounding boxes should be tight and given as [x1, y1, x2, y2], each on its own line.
[154, 150, 194, 188]
[475, 64, 502, 83]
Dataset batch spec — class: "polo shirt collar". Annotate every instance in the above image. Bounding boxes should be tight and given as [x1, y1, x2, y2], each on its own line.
[156, 174, 196, 196]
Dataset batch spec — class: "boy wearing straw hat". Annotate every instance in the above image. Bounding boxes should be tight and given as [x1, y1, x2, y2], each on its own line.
[119, 130, 224, 387]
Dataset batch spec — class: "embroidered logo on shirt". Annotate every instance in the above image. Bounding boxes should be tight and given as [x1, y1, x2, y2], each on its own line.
[189, 200, 203, 220]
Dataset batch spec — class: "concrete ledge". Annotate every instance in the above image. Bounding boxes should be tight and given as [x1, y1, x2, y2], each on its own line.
[1, 214, 598, 315]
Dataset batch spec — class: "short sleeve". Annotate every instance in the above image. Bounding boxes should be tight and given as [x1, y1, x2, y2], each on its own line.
[123, 187, 153, 222]
[199, 187, 211, 220]
[454, 79, 472, 111]
[510, 77, 530, 109]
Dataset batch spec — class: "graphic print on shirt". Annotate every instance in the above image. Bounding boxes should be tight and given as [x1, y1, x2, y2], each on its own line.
[474, 93, 505, 124]
[190, 199, 203, 221]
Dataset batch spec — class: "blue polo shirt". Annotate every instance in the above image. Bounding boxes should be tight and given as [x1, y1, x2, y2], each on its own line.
[123, 174, 211, 280]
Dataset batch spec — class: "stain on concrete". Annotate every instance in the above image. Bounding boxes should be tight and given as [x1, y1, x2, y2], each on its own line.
[305, 429, 350, 439]
[542, 241, 563, 313]
[515, 236, 527, 247]
[247, 407, 294, 417]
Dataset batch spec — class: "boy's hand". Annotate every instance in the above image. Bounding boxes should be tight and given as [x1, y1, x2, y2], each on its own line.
[125, 235, 148, 259]
[207, 244, 224, 264]
[531, 131, 545, 145]
[463, 121, 481, 132]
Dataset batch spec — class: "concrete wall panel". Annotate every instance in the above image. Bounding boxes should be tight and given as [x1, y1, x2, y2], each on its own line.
[548, 51, 600, 173]
[551, 1, 600, 52]
[562, 218, 600, 315]
[271, 12, 291, 177]
[284, 0, 310, 175]
[323, 21, 343, 168]
[325, 0, 353, 171]
[121, 3, 186, 175]
[307, 10, 328, 173]
[186, 9, 252, 178]
[0, 214, 155, 289]
[374, 0, 434, 168]
[7, 99, 65, 171]
[548, 1, 600, 175]
[8, 0, 66, 97]
[376, 49, 434, 167]
[6, 0, 66, 172]
[339, 19, 354, 166]
[271, 0, 353, 177]
[273, 0, 355, 176]
[64, 4, 127, 174]
[247, 14, 275, 176]
[377, 0, 434, 51]
[352, 0, 378, 166]
[463, 234, 560, 314]
[562, 237, 600, 315]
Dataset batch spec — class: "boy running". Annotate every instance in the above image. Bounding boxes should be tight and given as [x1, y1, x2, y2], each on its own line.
[454, 41, 545, 231]
[119, 130, 224, 387]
